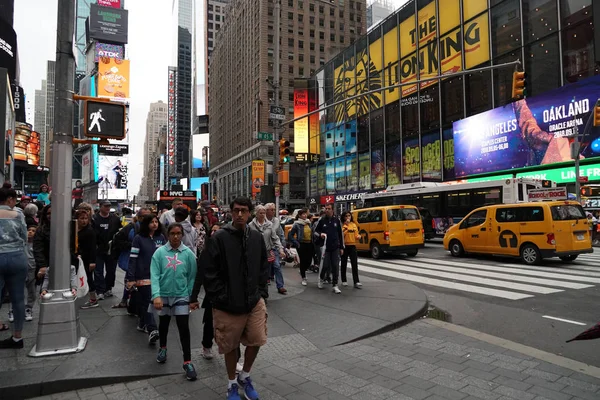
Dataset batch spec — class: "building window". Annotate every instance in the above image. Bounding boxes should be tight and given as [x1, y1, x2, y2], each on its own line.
[309, 3, 314, 11]
[330, 7, 334, 16]
[350, 0, 354, 9]
[525, 34, 560, 97]
[299, 40, 304, 49]
[350, 13, 354, 21]
[288, 12, 293, 20]
[298, 14, 303, 22]
[309, 16, 315, 24]
[299, 67, 304, 76]
[319, 44, 324, 52]
[208, 32, 213, 39]
[340, 23, 344, 31]
[215, 15, 220, 21]
[523, 0, 557, 45]
[208, 4, 213, 11]
[299, 54, 304, 62]
[289, 93, 294, 102]
[288, 38, 294, 47]
[298, 0, 303, 9]
[268, 34, 273, 43]
[319, 5, 324, 13]
[490, 0, 521, 57]
[561, 1, 596, 83]
[320, 57, 325, 65]
[330, 21, 335, 29]
[319, 18, 324, 27]
[310, 29, 315, 38]
[208, 12, 213, 20]
[288, 0, 293, 6]
[339, 10, 344, 18]
[319, 31, 325, 40]
[208, 22, 213, 29]
[340, 36, 345, 44]
[215, 5, 220, 12]
[288, 52, 294, 60]
[310, 55, 315, 64]
[330, 33, 335, 41]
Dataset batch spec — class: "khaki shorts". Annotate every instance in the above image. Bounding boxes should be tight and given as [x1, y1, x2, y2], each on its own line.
[213, 298, 268, 354]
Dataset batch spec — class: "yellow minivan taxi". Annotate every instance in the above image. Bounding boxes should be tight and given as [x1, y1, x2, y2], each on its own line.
[352, 205, 425, 259]
[443, 201, 593, 265]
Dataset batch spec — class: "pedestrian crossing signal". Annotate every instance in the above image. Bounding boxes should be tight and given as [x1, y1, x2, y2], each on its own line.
[581, 186, 600, 197]
[84, 100, 127, 139]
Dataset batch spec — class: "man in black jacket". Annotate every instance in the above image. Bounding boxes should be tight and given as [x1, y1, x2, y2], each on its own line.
[191, 197, 268, 400]
[314, 203, 344, 294]
[92, 200, 122, 300]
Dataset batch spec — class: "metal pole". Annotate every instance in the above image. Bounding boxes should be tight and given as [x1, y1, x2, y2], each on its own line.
[575, 123, 581, 203]
[30, 0, 87, 357]
[273, 0, 281, 215]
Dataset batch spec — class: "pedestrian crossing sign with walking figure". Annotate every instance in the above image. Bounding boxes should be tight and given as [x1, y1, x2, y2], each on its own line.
[84, 100, 127, 139]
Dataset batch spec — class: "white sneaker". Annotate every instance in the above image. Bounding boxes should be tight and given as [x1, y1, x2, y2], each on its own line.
[317, 280, 323, 289]
[201, 347, 214, 360]
[97, 293, 105, 300]
[301, 279, 307, 286]
[342, 282, 348, 287]
[333, 285, 341, 294]
[355, 282, 363, 287]
[8, 311, 14, 322]
[104, 290, 114, 298]
[25, 308, 33, 321]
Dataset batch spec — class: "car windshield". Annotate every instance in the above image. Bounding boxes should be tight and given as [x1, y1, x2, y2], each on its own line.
[551, 205, 586, 221]
[388, 208, 420, 221]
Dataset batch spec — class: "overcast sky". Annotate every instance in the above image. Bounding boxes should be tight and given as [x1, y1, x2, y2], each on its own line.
[14, 0, 409, 195]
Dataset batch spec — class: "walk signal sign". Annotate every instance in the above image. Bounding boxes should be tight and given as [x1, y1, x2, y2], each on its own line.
[581, 186, 600, 197]
[279, 138, 290, 165]
[84, 100, 126, 139]
[511, 71, 527, 100]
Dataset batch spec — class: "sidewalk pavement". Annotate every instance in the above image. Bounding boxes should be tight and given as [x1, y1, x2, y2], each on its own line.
[0, 264, 427, 399]
[29, 318, 600, 400]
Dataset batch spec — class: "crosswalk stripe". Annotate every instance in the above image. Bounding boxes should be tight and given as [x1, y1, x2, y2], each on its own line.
[413, 257, 600, 283]
[381, 260, 593, 291]
[359, 259, 564, 294]
[497, 262, 600, 277]
[358, 265, 533, 300]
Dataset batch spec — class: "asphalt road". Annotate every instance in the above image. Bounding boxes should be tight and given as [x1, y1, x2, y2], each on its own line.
[354, 241, 600, 368]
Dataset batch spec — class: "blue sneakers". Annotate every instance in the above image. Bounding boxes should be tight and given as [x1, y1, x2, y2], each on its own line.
[227, 383, 241, 400]
[156, 348, 167, 363]
[237, 376, 259, 400]
[183, 363, 197, 381]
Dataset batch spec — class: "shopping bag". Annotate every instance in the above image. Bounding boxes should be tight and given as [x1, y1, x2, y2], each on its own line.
[267, 249, 275, 263]
[76, 257, 89, 298]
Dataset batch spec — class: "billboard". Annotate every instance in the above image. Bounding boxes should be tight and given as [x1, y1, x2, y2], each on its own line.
[94, 42, 124, 62]
[88, 4, 129, 44]
[82, 150, 92, 184]
[97, 58, 129, 99]
[251, 159, 265, 197]
[294, 88, 309, 154]
[98, 144, 128, 200]
[97, 0, 121, 8]
[453, 74, 600, 178]
[11, 85, 25, 122]
[167, 67, 177, 172]
[13, 123, 39, 166]
[333, 0, 489, 122]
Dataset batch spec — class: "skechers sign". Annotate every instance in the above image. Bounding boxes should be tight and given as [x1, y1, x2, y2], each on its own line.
[453, 75, 600, 178]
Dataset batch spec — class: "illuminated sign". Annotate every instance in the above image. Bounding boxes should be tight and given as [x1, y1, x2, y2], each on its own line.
[167, 67, 177, 174]
[293, 88, 309, 154]
[251, 159, 265, 198]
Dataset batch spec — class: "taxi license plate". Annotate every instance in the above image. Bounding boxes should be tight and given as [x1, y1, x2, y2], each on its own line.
[576, 234, 585, 240]
[408, 232, 416, 237]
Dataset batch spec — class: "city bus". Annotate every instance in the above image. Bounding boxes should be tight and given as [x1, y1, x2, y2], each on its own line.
[361, 178, 554, 237]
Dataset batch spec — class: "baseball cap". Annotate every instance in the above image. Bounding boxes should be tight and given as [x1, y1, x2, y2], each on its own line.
[100, 200, 111, 206]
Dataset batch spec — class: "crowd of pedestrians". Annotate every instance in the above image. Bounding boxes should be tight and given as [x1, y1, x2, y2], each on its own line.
[0, 185, 365, 399]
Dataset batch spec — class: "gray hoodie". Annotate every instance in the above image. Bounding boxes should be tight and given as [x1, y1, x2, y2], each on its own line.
[179, 219, 198, 256]
[249, 218, 282, 253]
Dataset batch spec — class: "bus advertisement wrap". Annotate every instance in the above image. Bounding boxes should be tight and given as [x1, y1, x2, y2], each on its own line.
[453, 75, 600, 178]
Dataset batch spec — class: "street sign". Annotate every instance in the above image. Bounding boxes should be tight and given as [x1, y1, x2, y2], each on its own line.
[578, 176, 589, 183]
[269, 105, 285, 121]
[255, 131, 273, 141]
[528, 187, 567, 201]
[84, 100, 126, 139]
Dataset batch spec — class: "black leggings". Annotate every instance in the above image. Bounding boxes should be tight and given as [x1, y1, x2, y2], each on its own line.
[298, 242, 314, 278]
[159, 314, 191, 362]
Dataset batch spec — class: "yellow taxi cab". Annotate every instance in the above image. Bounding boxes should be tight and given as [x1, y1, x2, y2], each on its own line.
[443, 201, 593, 265]
[352, 205, 425, 259]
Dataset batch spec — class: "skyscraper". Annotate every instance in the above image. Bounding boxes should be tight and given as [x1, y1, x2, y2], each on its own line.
[204, 0, 229, 112]
[208, 0, 366, 206]
[170, 0, 196, 180]
[366, 0, 395, 31]
[44, 62, 56, 167]
[34, 87, 46, 160]
[142, 101, 168, 199]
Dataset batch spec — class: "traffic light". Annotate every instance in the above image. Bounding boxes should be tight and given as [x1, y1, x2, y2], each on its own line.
[581, 186, 600, 197]
[541, 180, 552, 188]
[279, 138, 291, 166]
[84, 100, 127, 139]
[511, 71, 527, 100]
[594, 102, 600, 127]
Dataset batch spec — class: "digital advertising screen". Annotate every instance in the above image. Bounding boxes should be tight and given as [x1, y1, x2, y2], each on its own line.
[453, 75, 600, 178]
[97, 144, 128, 200]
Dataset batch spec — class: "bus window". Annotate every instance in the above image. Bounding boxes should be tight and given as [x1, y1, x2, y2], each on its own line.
[421, 194, 440, 216]
[473, 188, 502, 206]
[446, 191, 471, 217]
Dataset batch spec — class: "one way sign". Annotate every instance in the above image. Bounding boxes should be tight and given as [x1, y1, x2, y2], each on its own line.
[84, 100, 127, 139]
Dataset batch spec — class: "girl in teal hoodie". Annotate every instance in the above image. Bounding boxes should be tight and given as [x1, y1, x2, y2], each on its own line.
[151, 223, 197, 381]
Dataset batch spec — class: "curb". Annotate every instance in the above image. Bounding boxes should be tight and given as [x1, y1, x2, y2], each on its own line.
[0, 373, 180, 400]
[425, 319, 600, 379]
[335, 298, 429, 346]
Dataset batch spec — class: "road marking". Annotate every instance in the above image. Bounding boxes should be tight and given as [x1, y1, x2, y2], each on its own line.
[358, 265, 534, 300]
[542, 316, 587, 326]
[360, 259, 564, 294]
[414, 257, 600, 283]
[382, 258, 594, 289]
[497, 262, 600, 277]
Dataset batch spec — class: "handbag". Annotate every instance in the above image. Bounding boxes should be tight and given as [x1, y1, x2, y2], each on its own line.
[76, 257, 89, 298]
[267, 249, 275, 263]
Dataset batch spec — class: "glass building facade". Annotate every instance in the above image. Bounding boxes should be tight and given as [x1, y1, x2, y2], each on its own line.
[306, 0, 599, 198]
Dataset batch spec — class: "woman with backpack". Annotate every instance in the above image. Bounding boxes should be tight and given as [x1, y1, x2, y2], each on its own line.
[288, 208, 314, 286]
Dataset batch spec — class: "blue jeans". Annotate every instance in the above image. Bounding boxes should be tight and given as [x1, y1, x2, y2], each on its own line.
[94, 254, 117, 295]
[273, 252, 284, 290]
[0, 250, 28, 332]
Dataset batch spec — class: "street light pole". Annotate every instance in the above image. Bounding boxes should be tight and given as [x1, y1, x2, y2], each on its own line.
[30, 0, 87, 357]
[272, 0, 281, 215]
